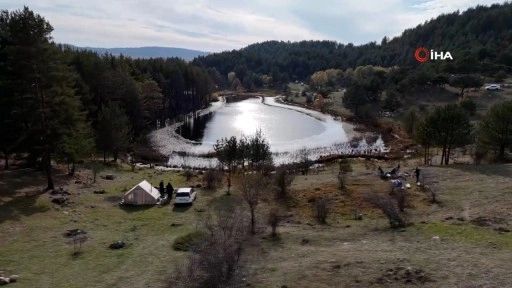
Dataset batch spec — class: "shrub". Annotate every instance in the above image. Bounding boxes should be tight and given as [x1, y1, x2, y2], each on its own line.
[172, 231, 207, 251]
[274, 168, 295, 199]
[267, 208, 281, 237]
[203, 169, 222, 189]
[169, 205, 248, 288]
[366, 193, 406, 229]
[314, 197, 330, 224]
[459, 99, 477, 116]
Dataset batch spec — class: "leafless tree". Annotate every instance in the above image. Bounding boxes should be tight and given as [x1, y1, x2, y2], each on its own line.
[241, 173, 268, 234]
[366, 193, 406, 229]
[267, 208, 281, 238]
[314, 197, 330, 224]
[274, 167, 295, 199]
[203, 166, 222, 189]
[295, 147, 313, 175]
[419, 170, 440, 204]
[169, 203, 248, 288]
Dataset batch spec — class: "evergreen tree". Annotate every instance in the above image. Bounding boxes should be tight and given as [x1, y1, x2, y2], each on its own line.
[477, 101, 512, 160]
[97, 102, 132, 163]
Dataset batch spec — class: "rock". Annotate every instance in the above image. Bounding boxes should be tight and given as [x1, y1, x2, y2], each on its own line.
[495, 227, 511, 233]
[64, 229, 87, 238]
[281, 285, 288, 288]
[332, 264, 341, 269]
[0, 277, 8, 285]
[93, 190, 106, 194]
[170, 223, 183, 227]
[283, 212, 294, 218]
[456, 217, 465, 221]
[195, 184, 202, 188]
[105, 174, 115, 180]
[301, 239, 310, 245]
[344, 225, 351, 228]
[444, 216, 454, 220]
[51, 197, 68, 205]
[109, 241, 125, 249]
[432, 236, 440, 241]
[8, 275, 18, 283]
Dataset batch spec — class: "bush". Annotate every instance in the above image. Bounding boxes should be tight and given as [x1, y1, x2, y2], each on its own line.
[169, 205, 248, 288]
[267, 208, 281, 237]
[203, 169, 222, 189]
[172, 231, 207, 251]
[494, 70, 507, 83]
[366, 193, 406, 229]
[183, 170, 194, 181]
[274, 168, 295, 199]
[314, 197, 330, 224]
[459, 99, 477, 116]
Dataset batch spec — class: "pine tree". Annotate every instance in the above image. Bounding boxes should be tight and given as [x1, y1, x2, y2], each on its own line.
[97, 102, 132, 163]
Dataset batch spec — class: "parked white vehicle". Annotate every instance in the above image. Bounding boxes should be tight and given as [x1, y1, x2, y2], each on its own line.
[174, 188, 197, 205]
[485, 84, 501, 90]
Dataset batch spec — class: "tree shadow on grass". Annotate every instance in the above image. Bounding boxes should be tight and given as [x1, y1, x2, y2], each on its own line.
[447, 163, 512, 178]
[172, 204, 192, 212]
[118, 204, 154, 213]
[0, 195, 50, 224]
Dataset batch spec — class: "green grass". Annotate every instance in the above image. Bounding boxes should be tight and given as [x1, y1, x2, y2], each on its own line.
[414, 222, 512, 250]
[0, 166, 220, 288]
[172, 230, 207, 251]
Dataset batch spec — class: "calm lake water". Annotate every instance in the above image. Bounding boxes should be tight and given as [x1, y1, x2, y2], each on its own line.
[177, 97, 350, 153]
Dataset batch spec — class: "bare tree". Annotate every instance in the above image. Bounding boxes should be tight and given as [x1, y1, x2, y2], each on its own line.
[366, 193, 406, 229]
[203, 166, 222, 190]
[295, 147, 313, 175]
[337, 157, 352, 189]
[274, 167, 295, 199]
[241, 173, 268, 234]
[314, 197, 330, 224]
[419, 170, 440, 204]
[169, 203, 248, 288]
[267, 208, 281, 238]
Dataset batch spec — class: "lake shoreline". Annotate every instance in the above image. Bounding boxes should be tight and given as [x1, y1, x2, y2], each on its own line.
[148, 95, 385, 168]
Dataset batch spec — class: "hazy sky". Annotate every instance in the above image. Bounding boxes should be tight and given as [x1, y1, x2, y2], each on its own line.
[4, 0, 505, 52]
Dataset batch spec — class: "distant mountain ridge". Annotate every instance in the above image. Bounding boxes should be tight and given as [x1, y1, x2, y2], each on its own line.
[70, 45, 210, 60]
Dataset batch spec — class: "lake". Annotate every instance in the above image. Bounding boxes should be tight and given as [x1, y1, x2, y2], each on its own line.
[176, 97, 351, 153]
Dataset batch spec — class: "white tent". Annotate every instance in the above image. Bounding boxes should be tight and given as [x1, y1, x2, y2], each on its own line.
[122, 180, 160, 205]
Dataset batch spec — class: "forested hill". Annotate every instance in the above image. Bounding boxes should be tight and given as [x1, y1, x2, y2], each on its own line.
[192, 2, 512, 82]
[72, 46, 210, 61]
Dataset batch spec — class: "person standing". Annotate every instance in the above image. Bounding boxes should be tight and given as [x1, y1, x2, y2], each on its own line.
[159, 180, 165, 197]
[166, 182, 174, 198]
[414, 167, 421, 183]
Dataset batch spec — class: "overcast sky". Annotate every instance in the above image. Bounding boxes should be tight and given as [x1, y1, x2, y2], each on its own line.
[4, 0, 506, 52]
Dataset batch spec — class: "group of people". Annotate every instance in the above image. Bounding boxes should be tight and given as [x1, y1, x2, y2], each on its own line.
[159, 180, 174, 198]
[377, 164, 421, 182]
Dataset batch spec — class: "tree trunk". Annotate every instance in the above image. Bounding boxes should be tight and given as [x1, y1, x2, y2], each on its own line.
[250, 207, 255, 235]
[103, 150, 106, 163]
[499, 145, 505, 160]
[440, 145, 446, 165]
[445, 145, 452, 165]
[69, 162, 76, 176]
[113, 148, 118, 163]
[45, 153, 54, 190]
[227, 167, 231, 195]
[424, 146, 428, 165]
[4, 153, 9, 170]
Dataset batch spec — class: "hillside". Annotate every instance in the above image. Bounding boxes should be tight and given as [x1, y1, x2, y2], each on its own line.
[192, 2, 512, 81]
[73, 46, 210, 61]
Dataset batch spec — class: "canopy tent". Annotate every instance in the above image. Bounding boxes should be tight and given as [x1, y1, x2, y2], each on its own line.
[122, 180, 160, 205]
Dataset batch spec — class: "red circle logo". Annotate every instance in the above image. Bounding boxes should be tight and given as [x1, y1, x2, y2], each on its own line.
[414, 47, 429, 63]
